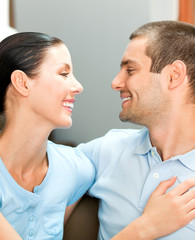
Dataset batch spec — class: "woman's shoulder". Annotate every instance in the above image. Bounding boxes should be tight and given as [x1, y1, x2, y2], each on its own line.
[47, 140, 94, 167]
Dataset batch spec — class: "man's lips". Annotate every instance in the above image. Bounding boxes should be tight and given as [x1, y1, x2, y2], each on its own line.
[122, 97, 131, 103]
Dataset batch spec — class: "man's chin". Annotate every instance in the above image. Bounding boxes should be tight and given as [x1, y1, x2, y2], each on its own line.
[119, 113, 130, 122]
[119, 113, 140, 125]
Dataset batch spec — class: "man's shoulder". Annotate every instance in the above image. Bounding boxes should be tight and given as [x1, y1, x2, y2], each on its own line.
[107, 128, 142, 134]
[98, 127, 148, 151]
[104, 127, 146, 140]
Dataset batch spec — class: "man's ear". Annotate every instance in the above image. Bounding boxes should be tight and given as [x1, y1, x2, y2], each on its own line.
[10, 70, 30, 96]
[168, 60, 187, 90]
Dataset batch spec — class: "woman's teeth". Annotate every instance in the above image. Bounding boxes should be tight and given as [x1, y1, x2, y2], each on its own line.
[62, 102, 74, 109]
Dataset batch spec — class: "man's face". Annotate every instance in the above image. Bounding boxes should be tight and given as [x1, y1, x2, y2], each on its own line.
[111, 37, 169, 127]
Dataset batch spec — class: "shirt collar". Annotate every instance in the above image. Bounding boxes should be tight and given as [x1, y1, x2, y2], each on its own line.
[134, 128, 195, 171]
[134, 128, 153, 155]
[170, 149, 195, 171]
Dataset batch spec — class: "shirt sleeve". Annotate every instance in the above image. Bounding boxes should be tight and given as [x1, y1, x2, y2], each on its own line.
[77, 137, 104, 168]
[67, 148, 95, 205]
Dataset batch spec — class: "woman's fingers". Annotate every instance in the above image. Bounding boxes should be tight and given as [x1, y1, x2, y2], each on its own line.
[142, 177, 195, 238]
[169, 177, 195, 196]
[151, 176, 177, 196]
[180, 186, 195, 203]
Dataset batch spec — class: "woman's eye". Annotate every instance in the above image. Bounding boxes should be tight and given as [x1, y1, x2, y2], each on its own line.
[61, 72, 69, 78]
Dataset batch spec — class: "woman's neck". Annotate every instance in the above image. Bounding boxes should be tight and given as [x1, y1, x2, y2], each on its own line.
[0, 119, 51, 191]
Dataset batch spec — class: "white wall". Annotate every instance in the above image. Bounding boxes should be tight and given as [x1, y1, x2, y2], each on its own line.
[13, 0, 178, 145]
[149, 0, 179, 21]
[0, 0, 17, 40]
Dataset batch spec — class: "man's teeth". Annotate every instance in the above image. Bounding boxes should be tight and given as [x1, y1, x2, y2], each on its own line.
[62, 102, 74, 109]
[122, 97, 131, 102]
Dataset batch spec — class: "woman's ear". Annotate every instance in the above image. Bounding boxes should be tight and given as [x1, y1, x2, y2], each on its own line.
[168, 60, 187, 90]
[10, 70, 30, 96]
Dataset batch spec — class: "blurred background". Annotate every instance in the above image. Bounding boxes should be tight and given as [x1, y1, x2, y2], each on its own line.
[0, 0, 194, 145]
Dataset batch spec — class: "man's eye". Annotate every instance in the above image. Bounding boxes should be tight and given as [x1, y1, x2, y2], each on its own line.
[126, 69, 134, 75]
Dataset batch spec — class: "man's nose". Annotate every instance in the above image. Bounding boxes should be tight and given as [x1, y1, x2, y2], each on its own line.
[111, 73, 125, 91]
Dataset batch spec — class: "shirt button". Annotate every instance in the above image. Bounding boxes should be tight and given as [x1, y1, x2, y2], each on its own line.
[29, 215, 35, 222]
[29, 230, 35, 237]
[34, 187, 38, 194]
[151, 151, 155, 157]
[153, 172, 160, 179]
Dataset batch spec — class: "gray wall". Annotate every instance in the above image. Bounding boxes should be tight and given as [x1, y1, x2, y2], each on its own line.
[14, 0, 151, 145]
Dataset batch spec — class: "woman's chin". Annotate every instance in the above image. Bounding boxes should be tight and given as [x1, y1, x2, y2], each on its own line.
[59, 120, 72, 129]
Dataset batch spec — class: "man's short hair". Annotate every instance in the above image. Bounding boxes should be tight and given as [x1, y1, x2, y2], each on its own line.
[130, 21, 195, 102]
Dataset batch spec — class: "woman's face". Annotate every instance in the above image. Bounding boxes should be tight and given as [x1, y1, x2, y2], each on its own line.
[28, 43, 83, 129]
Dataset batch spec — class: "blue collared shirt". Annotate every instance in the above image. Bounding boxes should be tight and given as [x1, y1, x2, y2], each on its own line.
[78, 128, 195, 240]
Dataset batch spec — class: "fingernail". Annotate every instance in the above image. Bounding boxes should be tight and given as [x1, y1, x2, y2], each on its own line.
[169, 175, 177, 180]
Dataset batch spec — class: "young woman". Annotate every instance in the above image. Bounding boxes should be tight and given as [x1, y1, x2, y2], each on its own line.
[0, 32, 95, 239]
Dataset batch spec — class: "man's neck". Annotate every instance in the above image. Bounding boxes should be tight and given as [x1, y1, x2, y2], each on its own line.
[148, 116, 195, 161]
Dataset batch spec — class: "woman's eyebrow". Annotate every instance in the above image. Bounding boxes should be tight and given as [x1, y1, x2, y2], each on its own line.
[58, 63, 71, 71]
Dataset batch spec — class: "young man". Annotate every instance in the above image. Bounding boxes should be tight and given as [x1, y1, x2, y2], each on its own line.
[78, 21, 195, 239]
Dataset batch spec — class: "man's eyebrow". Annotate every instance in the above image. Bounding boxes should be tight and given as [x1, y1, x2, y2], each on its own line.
[120, 59, 137, 68]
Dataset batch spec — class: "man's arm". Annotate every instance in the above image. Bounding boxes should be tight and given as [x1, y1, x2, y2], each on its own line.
[112, 177, 195, 240]
[0, 213, 22, 240]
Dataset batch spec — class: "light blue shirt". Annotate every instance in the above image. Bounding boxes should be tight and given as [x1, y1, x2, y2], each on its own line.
[0, 141, 95, 240]
[78, 128, 195, 240]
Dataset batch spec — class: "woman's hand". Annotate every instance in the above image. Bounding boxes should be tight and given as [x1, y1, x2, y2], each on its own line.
[112, 177, 195, 240]
[140, 176, 195, 239]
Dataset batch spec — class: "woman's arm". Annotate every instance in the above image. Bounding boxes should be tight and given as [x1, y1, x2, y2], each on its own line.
[64, 198, 82, 225]
[0, 213, 22, 240]
[112, 177, 195, 240]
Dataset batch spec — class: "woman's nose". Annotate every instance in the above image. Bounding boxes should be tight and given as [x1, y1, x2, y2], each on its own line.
[70, 76, 83, 95]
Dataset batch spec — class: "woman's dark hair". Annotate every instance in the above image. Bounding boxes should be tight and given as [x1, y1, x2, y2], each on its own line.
[0, 32, 63, 113]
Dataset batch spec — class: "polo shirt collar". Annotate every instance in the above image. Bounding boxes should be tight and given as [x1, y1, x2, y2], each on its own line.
[170, 149, 195, 172]
[134, 128, 153, 155]
[134, 128, 195, 172]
